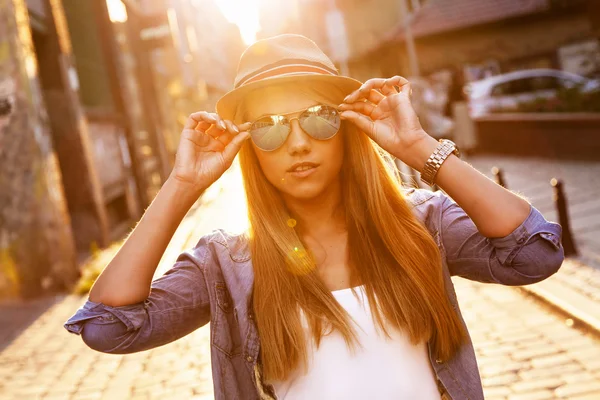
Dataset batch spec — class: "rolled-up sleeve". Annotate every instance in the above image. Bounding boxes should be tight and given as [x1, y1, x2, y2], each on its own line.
[63, 242, 211, 354]
[439, 192, 564, 285]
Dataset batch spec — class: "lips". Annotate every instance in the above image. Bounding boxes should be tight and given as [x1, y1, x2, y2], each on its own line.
[287, 161, 320, 172]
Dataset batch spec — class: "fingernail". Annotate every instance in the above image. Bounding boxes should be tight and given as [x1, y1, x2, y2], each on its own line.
[218, 121, 226, 130]
[343, 95, 350, 102]
[233, 125, 239, 133]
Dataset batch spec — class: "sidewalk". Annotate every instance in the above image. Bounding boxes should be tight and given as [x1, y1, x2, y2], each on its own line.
[1, 162, 600, 399]
[464, 154, 600, 334]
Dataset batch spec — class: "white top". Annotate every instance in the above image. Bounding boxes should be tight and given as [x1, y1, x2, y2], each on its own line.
[272, 286, 441, 400]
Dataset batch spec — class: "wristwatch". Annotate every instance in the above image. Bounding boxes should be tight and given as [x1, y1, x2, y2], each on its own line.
[420, 139, 460, 186]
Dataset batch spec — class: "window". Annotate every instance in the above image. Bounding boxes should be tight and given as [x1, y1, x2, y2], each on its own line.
[529, 76, 561, 91]
[491, 78, 536, 96]
[491, 81, 515, 96]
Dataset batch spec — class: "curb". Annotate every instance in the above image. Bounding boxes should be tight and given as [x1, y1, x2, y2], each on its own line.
[518, 258, 600, 336]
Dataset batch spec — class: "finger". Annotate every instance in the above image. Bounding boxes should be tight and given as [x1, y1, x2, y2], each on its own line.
[338, 101, 376, 117]
[345, 77, 411, 102]
[222, 130, 251, 163]
[204, 135, 226, 152]
[345, 89, 385, 105]
[215, 116, 227, 131]
[346, 87, 387, 105]
[206, 122, 226, 140]
[181, 128, 212, 147]
[339, 110, 375, 137]
[237, 122, 252, 132]
[186, 111, 217, 129]
[216, 130, 235, 147]
[379, 80, 398, 96]
[224, 120, 239, 135]
[213, 120, 238, 146]
[365, 78, 398, 97]
[365, 89, 385, 104]
[385, 76, 411, 95]
[344, 78, 388, 103]
[365, 78, 399, 97]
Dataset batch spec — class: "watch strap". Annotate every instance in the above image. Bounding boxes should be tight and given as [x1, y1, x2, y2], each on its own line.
[420, 139, 459, 186]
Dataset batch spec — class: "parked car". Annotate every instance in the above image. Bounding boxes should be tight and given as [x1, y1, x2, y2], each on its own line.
[463, 69, 600, 117]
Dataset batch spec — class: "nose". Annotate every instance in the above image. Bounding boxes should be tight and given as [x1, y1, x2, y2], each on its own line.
[286, 118, 311, 155]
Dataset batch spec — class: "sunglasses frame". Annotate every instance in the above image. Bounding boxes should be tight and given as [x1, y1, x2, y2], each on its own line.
[248, 104, 342, 152]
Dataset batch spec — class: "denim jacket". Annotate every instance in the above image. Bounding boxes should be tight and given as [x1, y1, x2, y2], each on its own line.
[64, 188, 564, 400]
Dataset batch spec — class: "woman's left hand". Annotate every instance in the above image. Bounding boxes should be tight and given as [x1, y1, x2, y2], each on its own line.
[339, 76, 428, 162]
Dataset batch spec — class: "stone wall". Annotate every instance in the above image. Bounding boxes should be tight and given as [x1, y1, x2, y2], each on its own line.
[0, 0, 77, 299]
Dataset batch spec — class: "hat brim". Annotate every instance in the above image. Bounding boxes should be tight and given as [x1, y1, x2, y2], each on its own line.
[216, 74, 363, 123]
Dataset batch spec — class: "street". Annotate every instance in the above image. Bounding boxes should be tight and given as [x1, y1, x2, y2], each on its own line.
[3, 1, 600, 399]
[1, 164, 600, 400]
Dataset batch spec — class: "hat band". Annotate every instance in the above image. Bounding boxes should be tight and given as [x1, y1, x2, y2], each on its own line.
[235, 60, 338, 88]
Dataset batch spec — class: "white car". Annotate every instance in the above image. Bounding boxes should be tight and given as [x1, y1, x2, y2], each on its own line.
[463, 69, 600, 117]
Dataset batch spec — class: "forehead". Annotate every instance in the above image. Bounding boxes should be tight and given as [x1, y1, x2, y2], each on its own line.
[238, 84, 327, 122]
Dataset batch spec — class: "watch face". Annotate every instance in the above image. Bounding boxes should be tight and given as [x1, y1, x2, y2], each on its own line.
[443, 139, 460, 158]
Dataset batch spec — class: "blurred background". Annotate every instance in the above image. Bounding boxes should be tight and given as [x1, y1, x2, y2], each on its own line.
[1, 0, 600, 399]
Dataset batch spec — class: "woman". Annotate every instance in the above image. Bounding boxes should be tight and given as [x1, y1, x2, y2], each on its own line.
[64, 34, 564, 399]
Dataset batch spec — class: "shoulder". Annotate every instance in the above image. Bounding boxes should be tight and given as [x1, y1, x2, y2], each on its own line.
[403, 187, 450, 211]
[400, 187, 458, 232]
[187, 228, 251, 264]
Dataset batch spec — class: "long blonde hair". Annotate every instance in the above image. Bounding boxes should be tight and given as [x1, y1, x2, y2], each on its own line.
[238, 122, 467, 382]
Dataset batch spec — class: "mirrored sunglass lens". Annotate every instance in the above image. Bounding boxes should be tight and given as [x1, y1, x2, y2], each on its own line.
[250, 115, 290, 151]
[299, 105, 341, 139]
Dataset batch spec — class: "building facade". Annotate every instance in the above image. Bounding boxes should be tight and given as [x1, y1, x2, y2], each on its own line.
[0, 0, 78, 299]
[0, 0, 244, 300]
[349, 0, 598, 82]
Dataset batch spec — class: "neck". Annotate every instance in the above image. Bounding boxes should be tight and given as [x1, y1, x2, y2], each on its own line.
[283, 179, 346, 240]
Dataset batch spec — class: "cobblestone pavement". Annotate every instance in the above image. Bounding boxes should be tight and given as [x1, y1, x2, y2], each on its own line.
[2, 165, 600, 399]
[2, 277, 599, 399]
[457, 279, 600, 400]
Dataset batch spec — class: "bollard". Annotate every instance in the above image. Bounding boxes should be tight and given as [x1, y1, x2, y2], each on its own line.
[551, 178, 578, 257]
[491, 166, 506, 188]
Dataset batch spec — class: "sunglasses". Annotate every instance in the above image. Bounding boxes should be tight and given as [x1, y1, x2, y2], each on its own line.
[248, 104, 341, 151]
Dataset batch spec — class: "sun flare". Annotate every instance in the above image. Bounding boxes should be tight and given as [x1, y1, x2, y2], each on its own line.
[213, 0, 260, 44]
[106, 0, 127, 23]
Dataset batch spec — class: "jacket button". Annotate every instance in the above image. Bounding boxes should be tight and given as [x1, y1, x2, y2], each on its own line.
[247, 356, 253, 362]
[436, 359, 443, 364]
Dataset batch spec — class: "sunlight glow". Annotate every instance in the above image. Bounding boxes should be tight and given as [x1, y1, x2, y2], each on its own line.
[213, 0, 260, 44]
[106, 0, 127, 23]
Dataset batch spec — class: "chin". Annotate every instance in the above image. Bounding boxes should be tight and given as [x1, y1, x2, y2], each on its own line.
[282, 181, 328, 200]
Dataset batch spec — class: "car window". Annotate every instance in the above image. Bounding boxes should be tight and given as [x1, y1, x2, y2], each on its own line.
[491, 81, 513, 96]
[491, 78, 532, 96]
[530, 76, 561, 91]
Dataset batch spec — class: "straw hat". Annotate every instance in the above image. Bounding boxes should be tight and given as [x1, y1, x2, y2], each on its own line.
[216, 34, 362, 122]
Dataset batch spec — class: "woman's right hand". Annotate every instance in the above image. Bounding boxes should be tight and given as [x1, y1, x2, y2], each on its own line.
[169, 111, 251, 194]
